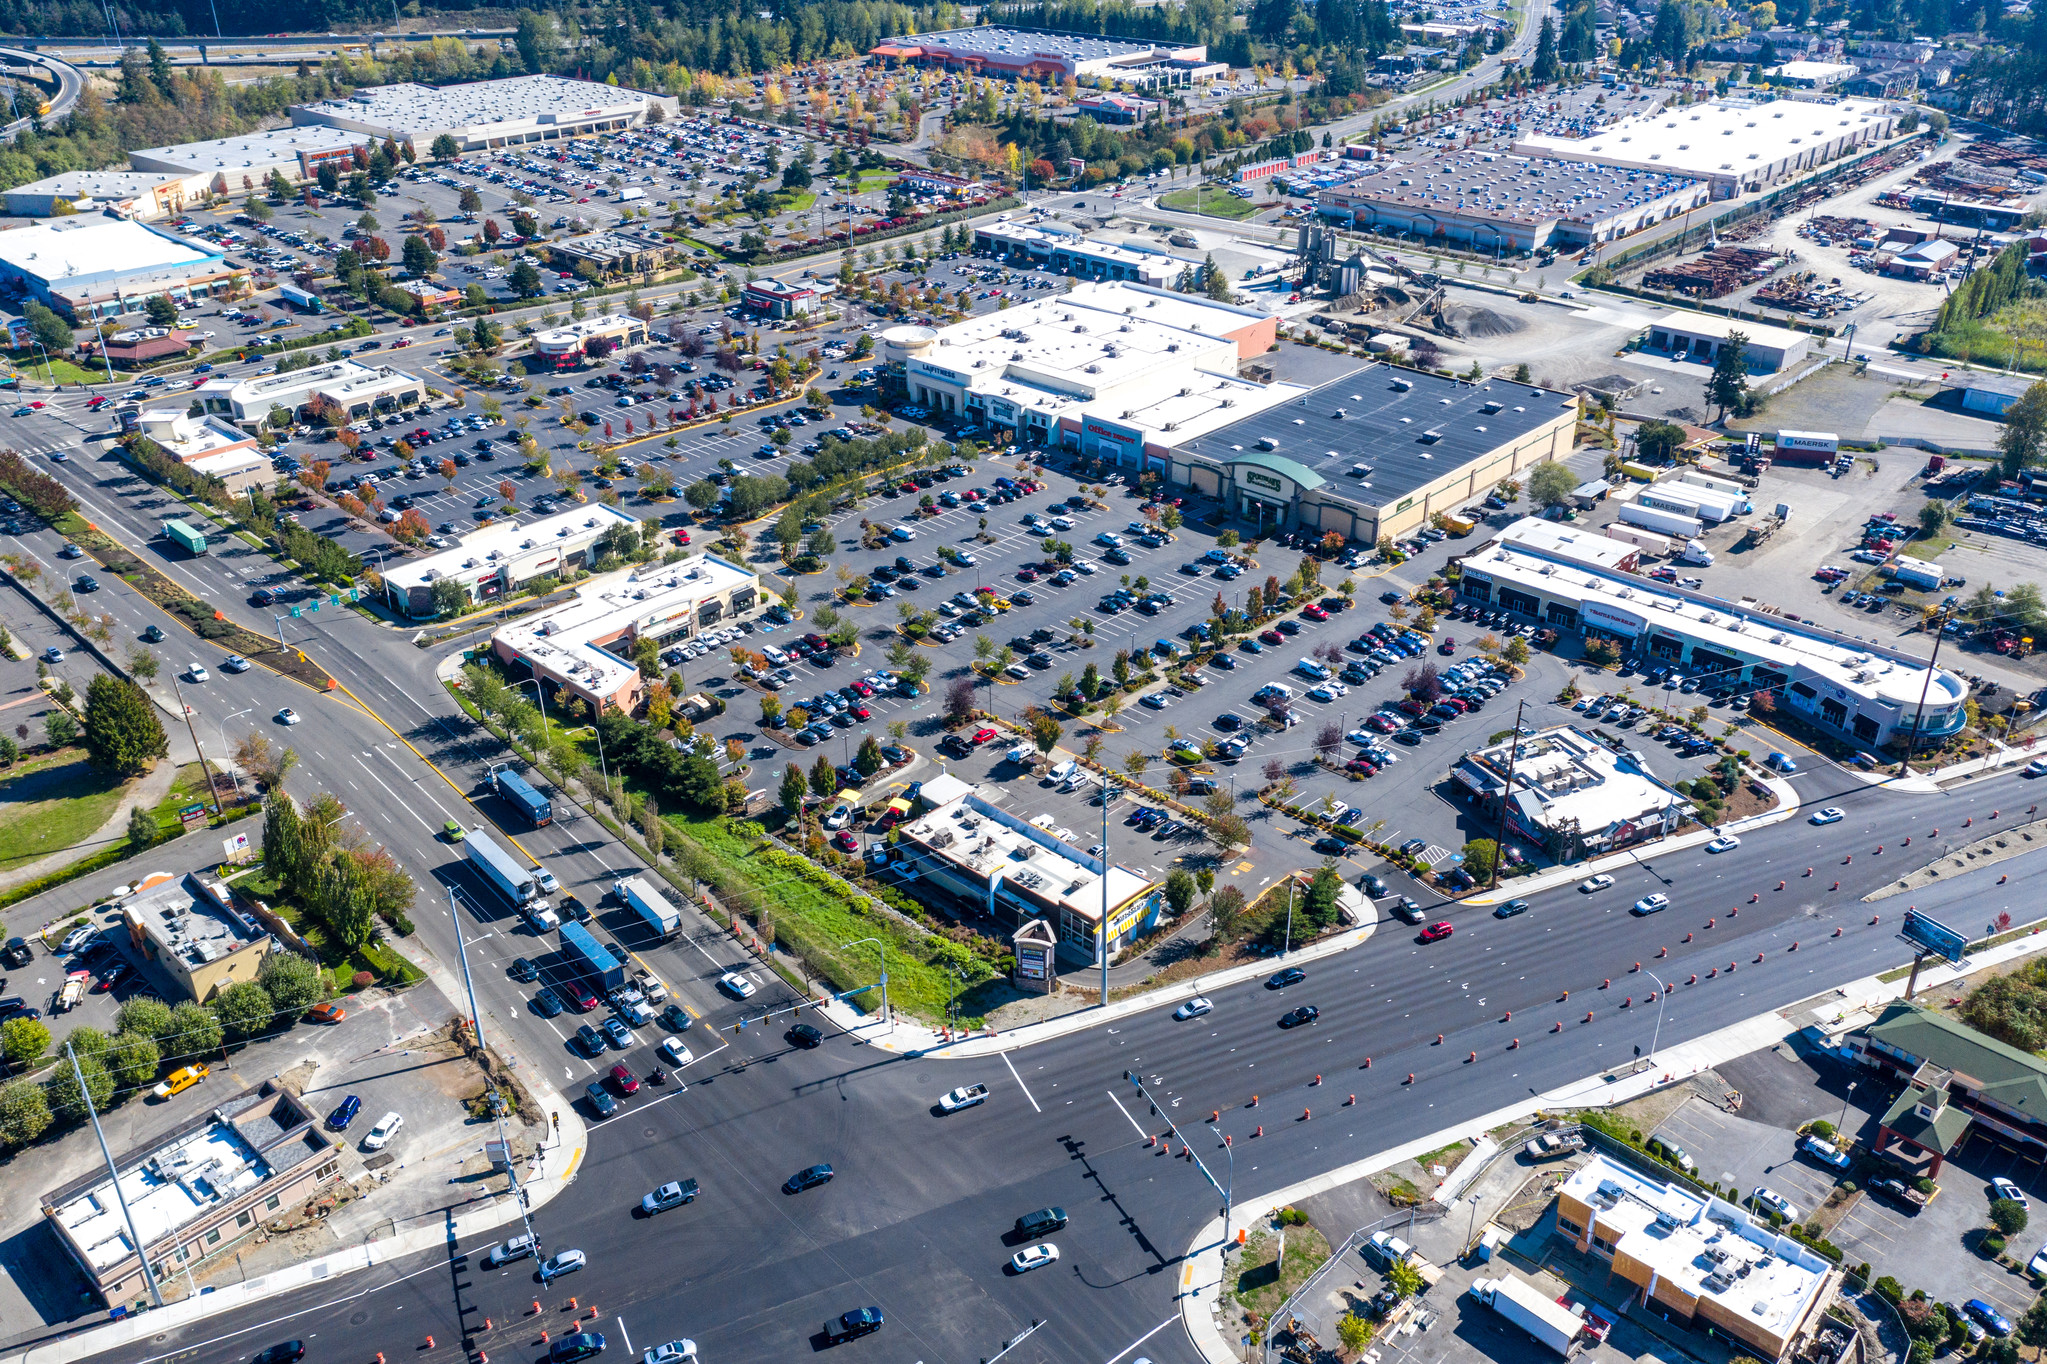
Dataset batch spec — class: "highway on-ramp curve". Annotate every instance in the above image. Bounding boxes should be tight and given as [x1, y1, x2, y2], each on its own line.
[62, 764, 2039, 1364]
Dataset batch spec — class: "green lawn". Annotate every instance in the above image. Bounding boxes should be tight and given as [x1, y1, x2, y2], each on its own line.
[3, 349, 111, 388]
[851, 171, 898, 193]
[0, 755, 129, 872]
[1158, 188, 1259, 220]
[776, 190, 819, 215]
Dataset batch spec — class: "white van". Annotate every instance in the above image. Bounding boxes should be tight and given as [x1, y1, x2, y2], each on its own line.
[1047, 759, 1078, 784]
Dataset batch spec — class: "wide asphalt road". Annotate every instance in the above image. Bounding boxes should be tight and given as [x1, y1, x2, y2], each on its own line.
[79, 756, 2038, 1364]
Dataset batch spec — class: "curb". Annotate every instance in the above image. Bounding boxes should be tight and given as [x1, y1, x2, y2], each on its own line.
[1172, 912, 2047, 1363]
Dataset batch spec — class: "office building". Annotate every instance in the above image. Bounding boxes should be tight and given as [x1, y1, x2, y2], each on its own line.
[1315, 151, 1712, 252]
[44, 1079, 341, 1305]
[1513, 96, 1897, 197]
[1454, 520, 1968, 747]
[892, 788, 1162, 964]
[383, 504, 642, 618]
[292, 75, 665, 152]
[118, 871, 274, 1002]
[887, 280, 1284, 455]
[1166, 366, 1578, 545]
[870, 26, 1226, 88]
[1767, 60, 1859, 87]
[0, 217, 235, 320]
[549, 228, 676, 279]
[1851, 1002, 2047, 1177]
[491, 555, 762, 713]
[1554, 1155, 1835, 1361]
[1451, 725, 1690, 862]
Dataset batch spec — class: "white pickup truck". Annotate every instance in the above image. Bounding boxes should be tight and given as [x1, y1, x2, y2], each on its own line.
[939, 1084, 989, 1113]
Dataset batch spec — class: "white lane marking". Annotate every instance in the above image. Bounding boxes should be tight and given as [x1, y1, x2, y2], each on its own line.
[353, 753, 428, 829]
[616, 1318, 632, 1353]
[1003, 1050, 1040, 1112]
[1102, 1314, 1181, 1364]
[1105, 1087, 1149, 1139]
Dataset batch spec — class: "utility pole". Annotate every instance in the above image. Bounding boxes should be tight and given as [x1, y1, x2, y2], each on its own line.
[1902, 603, 1957, 776]
[170, 673, 223, 815]
[69, 1038, 164, 1308]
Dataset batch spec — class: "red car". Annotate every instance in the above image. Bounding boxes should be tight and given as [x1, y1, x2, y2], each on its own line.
[899, 481, 917, 493]
[971, 727, 996, 744]
[1396, 699, 1427, 717]
[1366, 714, 1401, 732]
[564, 981, 599, 1012]
[833, 830, 859, 853]
[1015, 568, 1038, 581]
[608, 1063, 640, 1095]
[1346, 758, 1378, 775]
[850, 705, 871, 720]
[672, 528, 691, 545]
[1259, 629, 1286, 645]
[1419, 921, 1455, 943]
[849, 680, 874, 696]
[1301, 605, 1329, 621]
[1438, 637, 1457, 655]
[85, 395, 110, 410]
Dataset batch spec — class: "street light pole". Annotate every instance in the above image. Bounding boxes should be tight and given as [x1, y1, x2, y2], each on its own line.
[516, 676, 551, 741]
[1641, 967, 1669, 1063]
[1208, 1121, 1234, 1244]
[216, 706, 252, 801]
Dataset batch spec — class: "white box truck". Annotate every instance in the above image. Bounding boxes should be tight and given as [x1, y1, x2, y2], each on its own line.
[614, 876, 680, 939]
[467, 828, 539, 907]
[1618, 503, 1705, 539]
[1892, 556, 1942, 590]
[1469, 1274, 1586, 1356]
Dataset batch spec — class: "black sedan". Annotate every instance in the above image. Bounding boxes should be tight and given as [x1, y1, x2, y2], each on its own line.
[1267, 967, 1306, 990]
[784, 1163, 834, 1193]
[1278, 1006, 1321, 1029]
[253, 1344, 306, 1364]
[786, 1023, 824, 1048]
[509, 957, 540, 982]
[1492, 899, 1532, 919]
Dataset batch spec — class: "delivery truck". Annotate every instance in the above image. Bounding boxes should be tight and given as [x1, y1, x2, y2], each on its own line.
[491, 766, 552, 826]
[1617, 503, 1705, 539]
[560, 920, 626, 992]
[614, 876, 680, 939]
[165, 519, 207, 556]
[465, 827, 539, 907]
[1469, 1274, 1587, 1357]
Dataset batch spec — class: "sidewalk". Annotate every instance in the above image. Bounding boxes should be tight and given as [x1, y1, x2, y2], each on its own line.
[1171, 900, 2047, 1363]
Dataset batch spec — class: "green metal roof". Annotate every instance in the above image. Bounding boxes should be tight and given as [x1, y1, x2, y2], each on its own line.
[1225, 451, 1326, 492]
[1880, 1083, 1973, 1154]
[1866, 1002, 2047, 1119]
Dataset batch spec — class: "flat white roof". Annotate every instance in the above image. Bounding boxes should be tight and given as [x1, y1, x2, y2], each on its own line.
[876, 25, 1189, 62]
[1647, 307, 1809, 349]
[53, 1119, 270, 1272]
[1561, 1155, 1830, 1340]
[128, 125, 364, 174]
[5, 169, 182, 200]
[494, 555, 758, 700]
[1470, 526, 1966, 712]
[900, 792, 1154, 927]
[1492, 515, 1639, 568]
[532, 313, 641, 348]
[0, 218, 221, 284]
[294, 75, 650, 137]
[1514, 95, 1893, 180]
[1770, 60, 1859, 79]
[1455, 725, 1685, 837]
[386, 504, 639, 593]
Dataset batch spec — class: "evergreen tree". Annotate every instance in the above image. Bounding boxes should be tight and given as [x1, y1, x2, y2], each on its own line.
[810, 754, 838, 799]
[80, 676, 167, 778]
[780, 762, 808, 816]
[1532, 16, 1561, 80]
[263, 787, 304, 884]
[1706, 333, 1752, 421]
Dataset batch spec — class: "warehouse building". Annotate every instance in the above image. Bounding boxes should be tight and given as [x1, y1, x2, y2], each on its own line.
[1451, 725, 1690, 862]
[1454, 520, 1968, 748]
[1553, 1156, 1835, 1361]
[870, 26, 1226, 87]
[1640, 309, 1812, 373]
[127, 126, 368, 196]
[3, 168, 191, 220]
[886, 280, 1284, 456]
[1513, 95, 1897, 197]
[1165, 366, 1578, 545]
[971, 220, 1180, 285]
[531, 312, 650, 364]
[0, 217, 236, 320]
[44, 1078, 340, 1306]
[891, 789, 1162, 965]
[384, 504, 641, 619]
[194, 358, 427, 426]
[491, 555, 761, 714]
[292, 75, 666, 152]
[1314, 151, 1712, 252]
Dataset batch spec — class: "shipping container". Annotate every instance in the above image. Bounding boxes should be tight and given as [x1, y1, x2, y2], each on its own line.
[1616, 503, 1705, 539]
[164, 519, 207, 556]
[1775, 430, 1840, 463]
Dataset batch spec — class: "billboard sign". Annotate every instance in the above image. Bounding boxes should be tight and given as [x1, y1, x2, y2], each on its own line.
[1901, 908, 1968, 966]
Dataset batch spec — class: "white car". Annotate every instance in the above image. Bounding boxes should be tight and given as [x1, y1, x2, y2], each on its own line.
[362, 1112, 404, 1150]
[642, 1343, 696, 1364]
[1579, 874, 1614, 893]
[1705, 836, 1741, 853]
[1632, 893, 1670, 915]
[1009, 1242, 1060, 1273]
[1809, 808, 1845, 825]
[1750, 1187, 1798, 1221]
[717, 971, 756, 999]
[659, 1037, 693, 1067]
[1174, 996, 1213, 1020]
[185, 663, 210, 682]
[1094, 531, 1123, 547]
[277, 707, 300, 725]
[58, 925, 98, 954]
[1994, 1177, 2029, 1207]
[534, 869, 560, 894]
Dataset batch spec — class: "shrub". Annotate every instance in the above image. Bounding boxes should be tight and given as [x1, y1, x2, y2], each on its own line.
[351, 970, 374, 989]
[1985, 1232, 2009, 1257]
[1809, 1118, 1835, 1140]
[1874, 1276, 1904, 1304]
[1992, 1197, 2029, 1236]
[1914, 1177, 1937, 1195]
